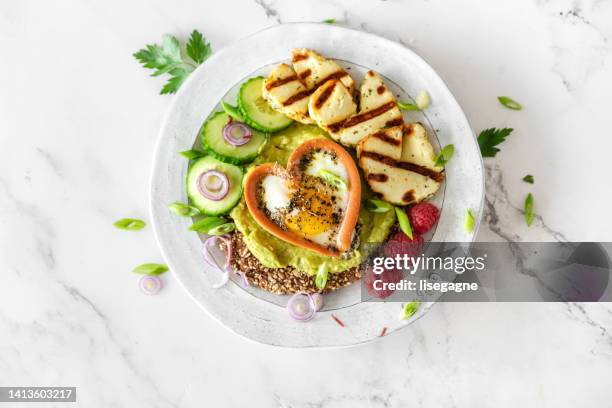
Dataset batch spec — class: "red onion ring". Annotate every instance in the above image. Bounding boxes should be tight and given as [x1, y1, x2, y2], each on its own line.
[202, 235, 232, 269]
[223, 122, 252, 146]
[311, 293, 324, 311]
[197, 170, 229, 201]
[287, 293, 317, 322]
[202, 235, 233, 288]
[139, 276, 162, 295]
[237, 271, 250, 287]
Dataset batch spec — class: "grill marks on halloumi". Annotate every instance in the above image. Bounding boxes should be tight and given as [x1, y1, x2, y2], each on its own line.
[329, 71, 404, 147]
[263, 49, 355, 124]
[292, 49, 355, 94]
[308, 80, 357, 132]
[356, 125, 404, 161]
[263, 63, 314, 124]
[357, 123, 444, 205]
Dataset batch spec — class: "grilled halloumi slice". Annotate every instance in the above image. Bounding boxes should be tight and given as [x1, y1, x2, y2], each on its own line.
[359, 70, 399, 112]
[358, 123, 444, 205]
[292, 48, 355, 94]
[333, 71, 404, 147]
[356, 125, 403, 161]
[263, 50, 356, 124]
[308, 79, 357, 132]
[263, 63, 314, 124]
[400, 123, 443, 171]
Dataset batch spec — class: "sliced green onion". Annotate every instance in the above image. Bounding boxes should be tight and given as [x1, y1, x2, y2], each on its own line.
[315, 263, 329, 290]
[524, 193, 534, 227]
[132, 263, 168, 276]
[365, 199, 393, 213]
[434, 144, 454, 167]
[394, 206, 413, 239]
[113, 218, 146, 231]
[207, 222, 235, 235]
[399, 300, 420, 320]
[189, 216, 226, 232]
[179, 149, 205, 160]
[522, 175, 534, 184]
[322, 18, 336, 24]
[497, 96, 522, 110]
[222, 101, 244, 121]
[398, 101, 419, 111]
[416, 90, 430, 110]
[465, 209, 475, 233]
[168, 202, 200, 217]
[318, 169, 348, 190]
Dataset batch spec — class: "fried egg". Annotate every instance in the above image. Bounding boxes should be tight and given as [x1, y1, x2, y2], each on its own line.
[259, 151, 350, 249]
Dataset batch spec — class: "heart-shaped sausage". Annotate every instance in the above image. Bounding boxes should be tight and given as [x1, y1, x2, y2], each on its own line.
[244, 138, 362, 257]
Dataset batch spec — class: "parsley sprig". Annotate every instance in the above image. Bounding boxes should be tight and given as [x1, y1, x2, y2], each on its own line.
[134, 30, 211, 94]
[477, 128, 513, 158]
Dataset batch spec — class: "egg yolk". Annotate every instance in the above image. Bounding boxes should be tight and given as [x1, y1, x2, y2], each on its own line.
[285, 185, 336, 236]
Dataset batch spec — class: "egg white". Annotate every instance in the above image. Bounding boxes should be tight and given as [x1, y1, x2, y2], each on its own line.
[262, 175, 290, 213]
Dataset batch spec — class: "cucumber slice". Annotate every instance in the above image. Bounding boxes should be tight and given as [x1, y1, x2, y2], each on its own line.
[238, 77, 293, 133]
[187, 156, 243, 216]
[201, 112, 267, 165]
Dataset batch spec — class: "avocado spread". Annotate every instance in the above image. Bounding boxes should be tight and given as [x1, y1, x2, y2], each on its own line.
[230, 123, 396, 276]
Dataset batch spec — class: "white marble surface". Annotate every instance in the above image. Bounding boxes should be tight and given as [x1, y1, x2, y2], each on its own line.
[1, 0, 611, 406]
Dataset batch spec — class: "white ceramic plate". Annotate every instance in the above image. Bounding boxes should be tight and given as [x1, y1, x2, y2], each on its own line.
[150, 23, 484, 348]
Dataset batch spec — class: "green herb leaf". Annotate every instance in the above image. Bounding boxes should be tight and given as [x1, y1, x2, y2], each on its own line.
[132, 263, 168, 275]
[434, 144, 454, 167]
[365, 199, 393, 213]
[315, 263, 329, 290]
[134, 30, 211, 95]
[222, 101, 244, 121]
[179, 149, 205, 159]
[398, 101, 420, 111]
[318, 169, 348, 190]
[394, 206, 413, 239]
[189, 216, 226, 232]
[160, 67, 190, 95]
[133, 34, 183, 77]
[522, 174, 534, 184]
[113, 218, 146, 231]
[169, 202, 200, 217]
[498, 96, 522, 110]
[399, 300, 420, 320]
[524, 193, 534, 227]
[185, 30, 211, 64]
[207, 223, 236, 235]
[477, 128, 513, 158]
[465, 209, 475, 234]
[322, 18, 336, 24]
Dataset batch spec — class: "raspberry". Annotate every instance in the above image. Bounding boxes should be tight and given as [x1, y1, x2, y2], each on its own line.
[408, 203, 440, 234]
[364, 266, 403, 299]
[383, 232, 424, 259]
